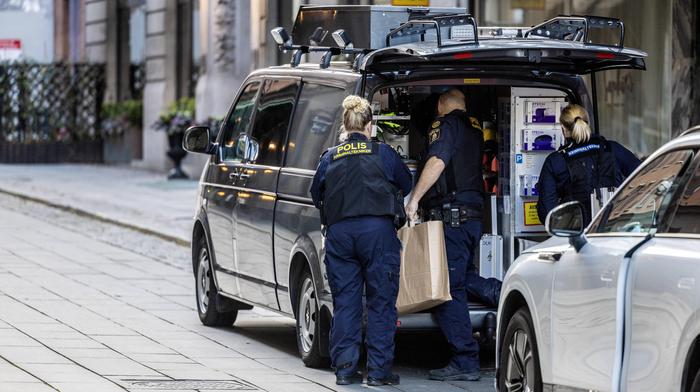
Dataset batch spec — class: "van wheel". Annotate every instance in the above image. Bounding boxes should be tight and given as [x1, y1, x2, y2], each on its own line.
[195, 237, 237, 327]
[295, 270, 330, 368]
[498, 308, 542, 392]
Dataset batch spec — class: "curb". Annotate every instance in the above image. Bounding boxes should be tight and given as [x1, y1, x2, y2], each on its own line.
[0, 188, 191, 247]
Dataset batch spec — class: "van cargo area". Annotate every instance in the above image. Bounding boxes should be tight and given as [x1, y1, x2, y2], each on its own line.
[369, 80, 568, 276]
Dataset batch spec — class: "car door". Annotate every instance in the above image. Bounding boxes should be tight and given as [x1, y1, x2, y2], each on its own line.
[623, 150, 700, 392]
[549, 149, 693, 391]
[233, 77, 301, 309]
[203, 81, 260, 296]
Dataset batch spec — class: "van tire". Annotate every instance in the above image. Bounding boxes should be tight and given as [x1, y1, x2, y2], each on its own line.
[295, 270, 330, 368]
[195, 236, 238, 327]
[498, 308, 542, 392]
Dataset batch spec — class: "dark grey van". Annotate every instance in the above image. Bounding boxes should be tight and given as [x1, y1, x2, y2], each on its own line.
[182, 5, 646, 368]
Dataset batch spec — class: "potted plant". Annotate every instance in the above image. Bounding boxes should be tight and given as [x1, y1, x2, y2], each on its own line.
[153, 97, 195, 179]
[101, 99, 143, 163]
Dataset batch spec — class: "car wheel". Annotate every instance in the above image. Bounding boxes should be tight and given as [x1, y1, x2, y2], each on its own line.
[195, 237, 237, 327]
[690, 368, 700, 392]
[295, 269, 330, 368]
[499, 308, 543, 392]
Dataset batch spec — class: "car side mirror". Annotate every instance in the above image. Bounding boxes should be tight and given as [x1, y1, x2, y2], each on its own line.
[183, 126, 215, 155]
[545, 201, 588, 252]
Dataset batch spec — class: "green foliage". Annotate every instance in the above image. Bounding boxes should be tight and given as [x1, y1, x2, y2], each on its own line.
[154, 97, 196, 135]
[101, 99, 143, 138]
[102, 99, 142, 126]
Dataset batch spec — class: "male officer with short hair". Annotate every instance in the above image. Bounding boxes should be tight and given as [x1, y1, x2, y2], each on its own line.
[405, 88, 501, 381]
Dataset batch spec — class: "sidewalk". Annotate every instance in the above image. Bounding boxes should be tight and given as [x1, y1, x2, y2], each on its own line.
[0, 164, 198, 244]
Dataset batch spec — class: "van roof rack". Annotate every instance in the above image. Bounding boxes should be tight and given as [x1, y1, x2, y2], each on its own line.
[385, 13, 478, 47]
[525, 15, 625, 48]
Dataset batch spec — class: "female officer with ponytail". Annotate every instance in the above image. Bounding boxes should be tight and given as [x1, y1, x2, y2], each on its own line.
[310, 96, 412, 386]
[536, 103, 641, 225]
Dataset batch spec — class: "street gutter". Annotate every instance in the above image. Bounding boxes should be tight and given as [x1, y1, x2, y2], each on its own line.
[0, 188, 191, 247]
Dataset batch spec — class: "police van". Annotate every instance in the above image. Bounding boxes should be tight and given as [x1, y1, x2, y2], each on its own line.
[182, 5, 646, 370]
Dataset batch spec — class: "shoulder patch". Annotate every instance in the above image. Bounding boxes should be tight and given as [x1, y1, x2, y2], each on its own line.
[469, 117, 482, 131]
[428, 127, 441, 144]
[431, 120, 441, 129]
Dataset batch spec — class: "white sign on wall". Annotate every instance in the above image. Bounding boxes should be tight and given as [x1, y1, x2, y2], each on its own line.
[0, 39, 22, 61]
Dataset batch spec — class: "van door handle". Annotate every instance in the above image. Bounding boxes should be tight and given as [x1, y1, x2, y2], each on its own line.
[229, 172, 239, 180]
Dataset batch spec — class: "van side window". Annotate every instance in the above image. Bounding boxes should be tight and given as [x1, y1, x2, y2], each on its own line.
[219, 82, 260, 162]
[284, 83, 345, 170]
[589, 150, 693, 234]
[666, 158, 700, 234]
[248, 79, 300, 166]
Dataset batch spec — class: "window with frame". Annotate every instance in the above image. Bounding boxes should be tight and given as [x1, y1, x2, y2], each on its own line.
[666, 157, 700, 234]
[589, 149, 694, 234]
[248, 79, 300, 166]
[284, 83, 345, 170]
[219, 82, 260, 162]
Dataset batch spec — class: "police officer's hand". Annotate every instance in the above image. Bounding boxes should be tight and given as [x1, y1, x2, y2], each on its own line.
[405, 198, 419, 224]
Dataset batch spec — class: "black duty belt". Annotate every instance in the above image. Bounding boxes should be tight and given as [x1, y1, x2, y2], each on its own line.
[428, 205, 483, 227]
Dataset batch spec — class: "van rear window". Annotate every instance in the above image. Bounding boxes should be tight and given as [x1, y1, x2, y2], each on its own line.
[284, 83, 345, 170]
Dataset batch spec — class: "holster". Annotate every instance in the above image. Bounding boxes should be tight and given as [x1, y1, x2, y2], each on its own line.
[428, 204, 483, 228]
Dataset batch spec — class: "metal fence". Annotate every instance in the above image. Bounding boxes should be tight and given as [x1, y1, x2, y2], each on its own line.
[0, 63, 106, 144]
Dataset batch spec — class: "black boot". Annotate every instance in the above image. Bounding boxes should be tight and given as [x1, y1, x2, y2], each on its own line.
[336, 371, 363, 385]
[367, 373, 400, 386]
[428, 364, 480, 381]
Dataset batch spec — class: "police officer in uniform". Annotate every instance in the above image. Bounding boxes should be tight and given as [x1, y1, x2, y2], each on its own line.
[310, 95, 412, 386]
[536, 104, 641, 225]
[405, 88, 501, 381]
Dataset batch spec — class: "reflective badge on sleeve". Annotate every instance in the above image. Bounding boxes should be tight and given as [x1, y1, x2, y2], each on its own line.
[431, 120, 441, 129]
[469, 117, 482, 131]
[428, 128, 440, 144]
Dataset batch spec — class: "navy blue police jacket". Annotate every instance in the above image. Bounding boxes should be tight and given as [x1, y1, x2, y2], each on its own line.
[536, 139, 641, 223]
[310, 133, 413, 217]
[423, 109, 484, 209]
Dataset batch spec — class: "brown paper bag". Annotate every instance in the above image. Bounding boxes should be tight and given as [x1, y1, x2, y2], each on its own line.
[396, 221, 452, 315]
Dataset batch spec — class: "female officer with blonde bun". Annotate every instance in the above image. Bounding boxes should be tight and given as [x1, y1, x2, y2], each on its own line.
[310, 95, 412, 386]
[536, 103, 641, 225]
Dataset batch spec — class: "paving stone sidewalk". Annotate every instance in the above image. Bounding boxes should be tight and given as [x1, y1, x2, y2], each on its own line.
[0, 195, 495, 391]
[0, 164, 198, 244]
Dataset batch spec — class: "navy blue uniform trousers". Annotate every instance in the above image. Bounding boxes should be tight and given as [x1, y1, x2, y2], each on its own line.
[324, 216, 401, 379]
[436, 219, 500, 372]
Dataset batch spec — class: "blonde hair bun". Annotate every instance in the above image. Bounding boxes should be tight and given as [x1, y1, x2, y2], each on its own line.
[342, 95, 370, 114]
[341, 95, 372, 134]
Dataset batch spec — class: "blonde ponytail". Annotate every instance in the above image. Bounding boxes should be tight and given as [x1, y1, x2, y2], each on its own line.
[560, 104, 592, 144]
[341, 95, 372, 134]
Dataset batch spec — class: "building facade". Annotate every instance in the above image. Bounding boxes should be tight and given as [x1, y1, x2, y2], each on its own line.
[48, 0, 699, 173]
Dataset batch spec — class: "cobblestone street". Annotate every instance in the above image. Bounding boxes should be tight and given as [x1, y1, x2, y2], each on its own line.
[0, 193, 494, 392]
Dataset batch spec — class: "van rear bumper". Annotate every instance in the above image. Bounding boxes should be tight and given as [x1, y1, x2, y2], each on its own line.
[397, 306, 497, 331]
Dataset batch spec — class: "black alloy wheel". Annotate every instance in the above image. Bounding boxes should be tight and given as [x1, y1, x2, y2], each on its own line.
[195, 236, 237, 327]
[295, 269, 330, 368]
[498, 308, 543, 392]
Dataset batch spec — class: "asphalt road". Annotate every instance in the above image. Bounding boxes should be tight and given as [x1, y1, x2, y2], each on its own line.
[0, 193, 495, 392]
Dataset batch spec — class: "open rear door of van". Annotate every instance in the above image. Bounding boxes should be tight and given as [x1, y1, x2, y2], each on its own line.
[359, 39, 646, 76]
[360, 14, 646, 76]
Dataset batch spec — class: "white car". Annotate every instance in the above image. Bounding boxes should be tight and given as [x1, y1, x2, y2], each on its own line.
[496, 126, 700, 392]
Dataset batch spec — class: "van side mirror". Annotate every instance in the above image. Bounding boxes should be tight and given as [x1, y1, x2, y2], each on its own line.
[183, 126, 215, 155]
[545, 201, 588, 252]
